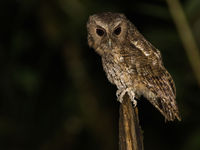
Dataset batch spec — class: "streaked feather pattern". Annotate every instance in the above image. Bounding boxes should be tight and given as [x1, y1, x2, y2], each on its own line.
[87, 12, 181, 121]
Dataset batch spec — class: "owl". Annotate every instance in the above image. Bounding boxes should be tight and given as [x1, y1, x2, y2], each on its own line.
[87, 12, 181, 121]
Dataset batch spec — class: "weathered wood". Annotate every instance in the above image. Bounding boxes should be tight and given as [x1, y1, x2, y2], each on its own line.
[119, 94, 144, 150]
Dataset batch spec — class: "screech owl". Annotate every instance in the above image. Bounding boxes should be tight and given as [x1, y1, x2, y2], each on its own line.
[87, 12, 181, 121]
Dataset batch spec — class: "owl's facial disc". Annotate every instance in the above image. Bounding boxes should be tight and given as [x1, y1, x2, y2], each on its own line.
[93, 24, 114, 50]
[95, 23, 123, 50]
[87, 13, 128, 54]
[95, 26, 112, 49]
[107, 25, 122, 49]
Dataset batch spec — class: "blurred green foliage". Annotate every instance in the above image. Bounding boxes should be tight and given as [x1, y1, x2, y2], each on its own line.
[0, 0, 200, 150]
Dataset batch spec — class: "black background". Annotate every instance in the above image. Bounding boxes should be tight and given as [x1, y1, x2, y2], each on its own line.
[1, 0, 200, 150]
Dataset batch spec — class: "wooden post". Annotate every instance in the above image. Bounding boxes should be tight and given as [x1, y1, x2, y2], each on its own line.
[119, 94, 144, 150]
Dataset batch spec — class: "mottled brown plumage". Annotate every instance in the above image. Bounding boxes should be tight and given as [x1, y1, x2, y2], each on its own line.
[87, 12, 181, 121]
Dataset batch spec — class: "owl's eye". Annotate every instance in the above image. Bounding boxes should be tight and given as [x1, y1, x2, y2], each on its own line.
[96, 28, 104, 36]
[114, 27, 121, 35]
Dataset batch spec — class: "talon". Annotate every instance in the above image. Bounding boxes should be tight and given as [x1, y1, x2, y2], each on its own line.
[129, 90, 137, 106]
[116, 89, 126, 103]
[131, 99, 137, 107]
[116, 89, 121, 98]
[116, 88, 136, 104]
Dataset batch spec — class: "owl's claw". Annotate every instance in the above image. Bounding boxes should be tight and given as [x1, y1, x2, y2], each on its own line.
[116, 89, 127, 103]
[116, 88, 136, 106]
[131, 98, 137, 107]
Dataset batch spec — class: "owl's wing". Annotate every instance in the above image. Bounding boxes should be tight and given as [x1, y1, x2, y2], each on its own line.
[136, 61, 181, 121]
[122, 43, 180, 121]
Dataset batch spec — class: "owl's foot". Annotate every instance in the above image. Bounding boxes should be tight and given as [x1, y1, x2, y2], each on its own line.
[116, 88, 128, 103]
[116, 88, 137, 106]
[128, 90, 137, 107]
[131, 98, 137, 107]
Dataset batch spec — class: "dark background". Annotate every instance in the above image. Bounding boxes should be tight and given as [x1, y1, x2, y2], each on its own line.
[1, 0, 200, 150]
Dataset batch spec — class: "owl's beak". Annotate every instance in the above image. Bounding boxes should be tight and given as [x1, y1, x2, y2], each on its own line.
[108, 39, 112, 49]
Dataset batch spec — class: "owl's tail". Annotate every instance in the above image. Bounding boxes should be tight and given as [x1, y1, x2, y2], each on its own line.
[151, 97, 181, 121]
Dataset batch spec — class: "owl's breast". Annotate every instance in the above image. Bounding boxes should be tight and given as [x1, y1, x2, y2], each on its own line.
[102, 54, 136, 90]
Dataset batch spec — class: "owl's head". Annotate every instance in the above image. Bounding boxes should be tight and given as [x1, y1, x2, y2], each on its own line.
[87, 12, 132, 55]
